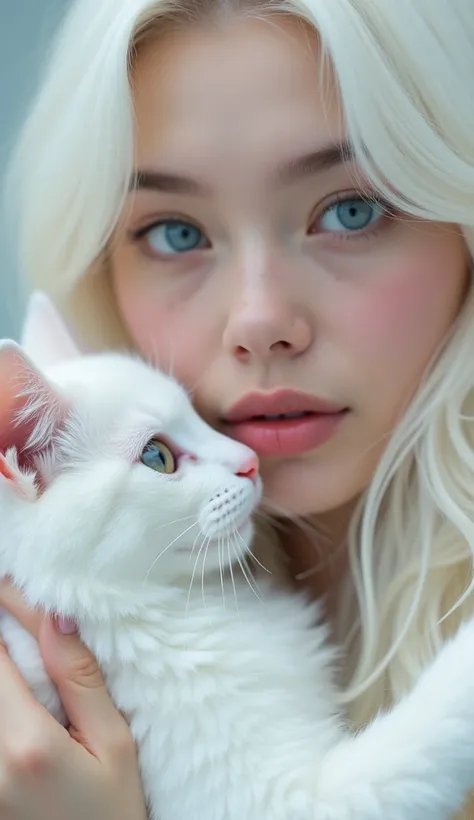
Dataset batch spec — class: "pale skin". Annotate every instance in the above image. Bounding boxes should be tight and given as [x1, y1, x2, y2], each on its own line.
[0, 15, 470, 819]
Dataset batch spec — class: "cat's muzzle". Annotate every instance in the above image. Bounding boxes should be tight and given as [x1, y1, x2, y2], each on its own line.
[198, 479, 259, 540]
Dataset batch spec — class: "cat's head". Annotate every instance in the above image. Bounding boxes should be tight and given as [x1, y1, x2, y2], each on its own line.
[0, 293, 261, 614]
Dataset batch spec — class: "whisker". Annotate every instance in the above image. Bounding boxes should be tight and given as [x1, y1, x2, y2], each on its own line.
[143, 520, 198, 584]
[143, 334, 157, 369]
[147, 330, 176, 380]
[186, 348, 221, 398]
[257, 503, 336, 562]
[186, 533, 208, 616]
[259, 501, 331, 543]
[166, 334, 176, 380]
[232, 530, 264, 602]
[242, 551, 264, 599]
[145, 333, 163, 372]
[256, 502, 350, 581]
[189, 527, 203, 561]
[218, 535, 226, 611]
[201, 536, 211, 608]
[235, 528, 272, 575]
[294, 536, 348, 581]
[247, 549, 272, 574]
[151, 515, 195, 533]
[227, 527, 239, 616]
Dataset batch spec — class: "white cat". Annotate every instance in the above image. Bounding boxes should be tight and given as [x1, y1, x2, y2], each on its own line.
[1, 293, 474, 820]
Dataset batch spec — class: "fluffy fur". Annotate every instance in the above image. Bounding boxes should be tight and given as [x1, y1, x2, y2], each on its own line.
[7, 1, 474, 760]
[1, 294, 474, 819]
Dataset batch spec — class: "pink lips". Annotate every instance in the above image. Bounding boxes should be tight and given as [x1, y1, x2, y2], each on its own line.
[222, 390, 348, 458]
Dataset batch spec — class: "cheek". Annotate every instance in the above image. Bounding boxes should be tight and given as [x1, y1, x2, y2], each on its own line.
[112, 267, 213, 386]
[338, 240, 468, 397]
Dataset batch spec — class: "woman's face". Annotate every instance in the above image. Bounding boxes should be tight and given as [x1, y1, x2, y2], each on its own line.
[111, 17, 469, 516]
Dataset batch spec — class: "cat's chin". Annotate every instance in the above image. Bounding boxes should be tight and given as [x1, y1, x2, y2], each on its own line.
[175, 518, 254, 563]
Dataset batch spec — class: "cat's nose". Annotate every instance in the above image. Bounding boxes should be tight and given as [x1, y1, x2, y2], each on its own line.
[235, 454, 259, 485]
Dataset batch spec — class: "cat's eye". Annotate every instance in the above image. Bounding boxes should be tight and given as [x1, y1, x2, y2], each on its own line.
[141, 439, 176, 474]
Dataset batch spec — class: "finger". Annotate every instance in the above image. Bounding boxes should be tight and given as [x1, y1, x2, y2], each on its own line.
[0, 640, 49, 733]
[38, 616, 132, 762]
[0, 578, 42, 639]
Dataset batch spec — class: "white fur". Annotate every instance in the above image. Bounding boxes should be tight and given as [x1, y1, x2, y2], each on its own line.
[1, 297, 474, 819]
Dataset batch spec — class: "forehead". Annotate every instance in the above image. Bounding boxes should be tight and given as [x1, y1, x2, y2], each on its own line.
[51, 356, 190, 425]
[132, 17, 342, 188]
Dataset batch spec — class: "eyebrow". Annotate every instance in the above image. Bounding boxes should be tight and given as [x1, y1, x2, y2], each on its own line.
[130, 170, 209, 196]
[130, 140, 354, 196]
[274, 141, 354, 184]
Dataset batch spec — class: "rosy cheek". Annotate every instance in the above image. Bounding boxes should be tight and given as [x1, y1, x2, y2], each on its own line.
[352, 275, 427, 352]
[337, 249, 465, 373]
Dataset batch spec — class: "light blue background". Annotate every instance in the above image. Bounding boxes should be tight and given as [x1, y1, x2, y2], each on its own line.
[0, 0, 68, 338]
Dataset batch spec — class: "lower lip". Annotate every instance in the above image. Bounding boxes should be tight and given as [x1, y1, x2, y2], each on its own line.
[223, 412, 348, 458]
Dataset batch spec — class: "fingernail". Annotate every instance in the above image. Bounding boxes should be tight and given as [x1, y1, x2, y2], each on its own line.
[55, 615, 78, 635]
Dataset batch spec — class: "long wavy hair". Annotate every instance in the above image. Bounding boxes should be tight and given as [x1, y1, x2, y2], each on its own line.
[6, 1, 474, 814]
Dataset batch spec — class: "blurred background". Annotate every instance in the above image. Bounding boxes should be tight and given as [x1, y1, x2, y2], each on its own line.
[0, 0, 67, 338]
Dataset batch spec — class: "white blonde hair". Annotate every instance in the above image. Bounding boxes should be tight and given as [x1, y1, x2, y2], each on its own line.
[6, 1, 474, 811]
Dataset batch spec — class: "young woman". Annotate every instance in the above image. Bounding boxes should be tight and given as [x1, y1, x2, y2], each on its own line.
[1, 0, 474, 817]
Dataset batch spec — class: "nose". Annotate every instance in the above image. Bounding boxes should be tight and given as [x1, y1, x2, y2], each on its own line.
[235, 453, 259, 485]
[223, 251, 313, 364]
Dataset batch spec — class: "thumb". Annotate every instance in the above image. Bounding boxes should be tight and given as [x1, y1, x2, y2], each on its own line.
[39, 615, 129, 760]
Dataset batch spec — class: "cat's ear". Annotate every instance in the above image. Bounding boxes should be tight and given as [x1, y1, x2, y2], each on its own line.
[21, 291, 81, 369]
[0, 340, 67, 495]
[0, 447, 37, 500]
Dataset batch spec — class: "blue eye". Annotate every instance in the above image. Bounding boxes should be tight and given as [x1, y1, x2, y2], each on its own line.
[319, 198, 385, 233]
[141, 439, 176, 474]
[143, 220, 207, 255]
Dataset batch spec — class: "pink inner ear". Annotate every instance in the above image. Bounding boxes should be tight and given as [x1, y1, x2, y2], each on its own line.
[0, 341, 67, 467]
[0, 450, 38, 500]
[0, 453, 16, 481]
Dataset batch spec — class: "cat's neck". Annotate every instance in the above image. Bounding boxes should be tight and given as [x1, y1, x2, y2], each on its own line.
[28, 565, 259, 628]
[69, 568, 270, 672]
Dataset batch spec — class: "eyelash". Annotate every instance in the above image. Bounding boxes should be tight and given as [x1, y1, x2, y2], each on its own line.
[130, 192, 397, 258]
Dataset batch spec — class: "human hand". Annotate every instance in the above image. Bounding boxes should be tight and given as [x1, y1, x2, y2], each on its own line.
[0, 579, 148, 820]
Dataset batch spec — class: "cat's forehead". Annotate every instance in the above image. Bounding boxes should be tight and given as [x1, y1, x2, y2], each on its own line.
[41, 351, 255, 471]
[48, 354, 190, 422]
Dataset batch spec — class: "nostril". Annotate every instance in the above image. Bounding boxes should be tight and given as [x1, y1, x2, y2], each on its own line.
[238, 466, 257, 484]
[236, 454, 259, 485]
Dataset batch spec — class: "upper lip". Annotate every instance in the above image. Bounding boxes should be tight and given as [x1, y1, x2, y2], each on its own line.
[223, 390, 347, 423]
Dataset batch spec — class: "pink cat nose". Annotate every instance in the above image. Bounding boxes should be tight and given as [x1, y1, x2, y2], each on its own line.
[236, 454, 259, 484]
